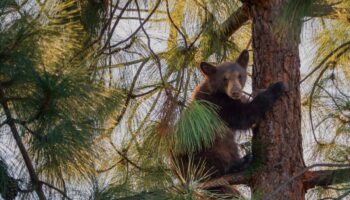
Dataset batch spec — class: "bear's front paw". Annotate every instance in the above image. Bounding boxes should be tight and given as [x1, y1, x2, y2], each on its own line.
[268, 81, 288, 97]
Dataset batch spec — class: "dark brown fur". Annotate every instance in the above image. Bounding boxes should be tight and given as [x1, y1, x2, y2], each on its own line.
[177, 50, 286, 177]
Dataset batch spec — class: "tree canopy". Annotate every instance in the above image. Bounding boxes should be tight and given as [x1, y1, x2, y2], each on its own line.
[0, 0, 350, 199]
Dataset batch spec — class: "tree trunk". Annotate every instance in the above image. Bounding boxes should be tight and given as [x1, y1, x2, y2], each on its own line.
[250, 0, 306, 199]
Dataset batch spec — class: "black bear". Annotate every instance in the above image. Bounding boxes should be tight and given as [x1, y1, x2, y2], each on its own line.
[177, 50, 286, 177]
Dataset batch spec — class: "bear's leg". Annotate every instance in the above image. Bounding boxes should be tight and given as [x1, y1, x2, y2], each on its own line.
[227, 154, 253, 173]
[231, 81, 287, 130]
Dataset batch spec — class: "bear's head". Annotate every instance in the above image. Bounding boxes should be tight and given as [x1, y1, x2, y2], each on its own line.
[200, 50, 249, 100]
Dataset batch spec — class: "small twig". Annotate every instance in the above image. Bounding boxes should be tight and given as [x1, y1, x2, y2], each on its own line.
[188, 28, 204, 49]
[300, 41, 350, 83]
[308, 47, 350, 145]
[70, 0, 121, 61]
[108, 0, 162, 50]
[104, 36, 137, 55]
[316, 83, 343, 112]
[335, 190, 350, 200]
[96, 162, 118, 173]
[332, 78, 350, 99]
[130, 87, 160, 98]
[100, 0, 133, 53]
[115, 6, 167, 14]
[109, 141, 142, 170]
[135, 0, 167, 90]
[114, 59, 148, 126]
[41, 181, 73, 200]
[165, 0, 188, 48]
[245, 37, 252, 50]
[0, 88, 46, 199]
[115, 16, 167, 22]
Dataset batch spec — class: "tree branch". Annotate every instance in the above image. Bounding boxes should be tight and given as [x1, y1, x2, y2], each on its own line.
[110, 141, 142, 170]
[197, 171, 251, 189]
[135, 0, 167, 90]
[309, 3, 337, 18]
[40, 181, 73, 200]
[0, 89, 46, 200]
[219, 2, 338, 40]
[264, 163, 350, 200]
[303, 168, 350, 190]
[115, 6, 167, 14]
[108, 0, 162, 50]
[113, 59, 148, 126]
[220, 4, 250, 39]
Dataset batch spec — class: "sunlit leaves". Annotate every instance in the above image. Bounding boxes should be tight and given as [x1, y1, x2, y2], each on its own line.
[299, 9, 350, 171]
[0, 0, 125, 196]
[6, 0, 350, 199]
[164, 46, 196, 71]
[37, 0, 86, 67]
[24, 67, 124, 181]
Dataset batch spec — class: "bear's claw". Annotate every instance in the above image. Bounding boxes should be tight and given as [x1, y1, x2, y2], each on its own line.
[267, 81, 288, 99]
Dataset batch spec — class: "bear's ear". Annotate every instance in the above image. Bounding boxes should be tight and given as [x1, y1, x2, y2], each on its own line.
[236, 50, 249, 69]
[200, 62, 217, 76]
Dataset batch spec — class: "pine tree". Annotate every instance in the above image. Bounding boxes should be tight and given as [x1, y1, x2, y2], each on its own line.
[1, 0, 350, 199]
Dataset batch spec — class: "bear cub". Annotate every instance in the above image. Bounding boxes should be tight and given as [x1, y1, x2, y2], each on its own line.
[177, 50, 287, 177]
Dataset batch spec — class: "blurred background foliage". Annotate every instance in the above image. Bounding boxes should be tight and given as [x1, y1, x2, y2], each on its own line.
[0, 0, 349, 199]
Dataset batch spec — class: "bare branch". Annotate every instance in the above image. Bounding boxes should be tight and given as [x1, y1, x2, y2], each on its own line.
[104, 36, 137, 55]
[96, 162, 118, 173]
[101, 0, 133, 52]
[0, 88, 46, 200]
[135, 0, 167, 89]
[309, 3, 337, 17]
[165, 0, 188, 47]
[300, 41, 350, 83]
[115, 6, 167, 14]
[197, 172, 251, 189]
[70, 0, 121, 61]
[115, 16, 167, 22]
[218, 2, 338, 40]
[96, 57, 149, 70]
[113, 60, 149, 126]
[108, 0, 162, 50]
[41, 181, 73, 200]
[308, 46, 350, 144]
[220, 4, 250, 39]
[303, 168, 350, 190]
[130, 87, 160, 98]
[264, 163, 350, 200]
[110, 141, 142, 170]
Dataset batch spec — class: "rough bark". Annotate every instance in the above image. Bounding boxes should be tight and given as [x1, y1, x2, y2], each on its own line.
[250, 0, 305, 199]
[220, 2, 336, 40]
[192, 1, 350, 199]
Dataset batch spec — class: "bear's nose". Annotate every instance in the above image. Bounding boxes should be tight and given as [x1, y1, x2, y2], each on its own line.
[231, 91, 241, 99]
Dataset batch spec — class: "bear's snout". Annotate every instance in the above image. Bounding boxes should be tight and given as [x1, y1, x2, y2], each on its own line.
[230, 91, 242, 99]
[225, 78, 243, 99]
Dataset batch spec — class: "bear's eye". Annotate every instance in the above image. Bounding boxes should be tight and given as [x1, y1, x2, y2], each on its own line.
[224, 77, 228, 82]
